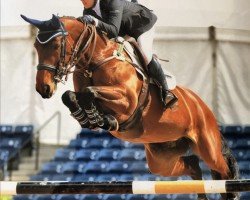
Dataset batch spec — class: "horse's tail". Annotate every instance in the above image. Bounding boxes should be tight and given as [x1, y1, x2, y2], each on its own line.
[220, 135, 240, 180]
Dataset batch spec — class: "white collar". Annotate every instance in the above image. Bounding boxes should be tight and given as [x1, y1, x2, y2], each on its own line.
[92, 0, 102, 18]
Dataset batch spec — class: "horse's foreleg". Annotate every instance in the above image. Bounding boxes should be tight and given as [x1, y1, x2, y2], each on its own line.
[61, 90, 89, 128]
[77, 86, 129, 131]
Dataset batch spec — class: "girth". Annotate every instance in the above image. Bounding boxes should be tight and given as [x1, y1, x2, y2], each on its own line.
[118, 80, 149, 132]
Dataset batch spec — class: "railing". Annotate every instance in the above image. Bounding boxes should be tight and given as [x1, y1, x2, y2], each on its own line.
[34, 111, 62, 170]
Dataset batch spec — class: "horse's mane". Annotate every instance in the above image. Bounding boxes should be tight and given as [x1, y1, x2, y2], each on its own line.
[59, 15, 109, 45]
[60, 16, 76, 20]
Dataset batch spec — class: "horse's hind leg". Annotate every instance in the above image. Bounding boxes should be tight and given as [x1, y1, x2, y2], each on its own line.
[211, 137, 239, 200]
[193, 129, 240, 200]
[146, 139, 208, 200]
[183, 155, 208, 200]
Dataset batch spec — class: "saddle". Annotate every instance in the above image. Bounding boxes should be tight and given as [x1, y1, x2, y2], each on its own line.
[117, 36, 176, 90]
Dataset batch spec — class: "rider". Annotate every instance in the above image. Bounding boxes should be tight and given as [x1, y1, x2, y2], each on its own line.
[79, 0, 178, 109]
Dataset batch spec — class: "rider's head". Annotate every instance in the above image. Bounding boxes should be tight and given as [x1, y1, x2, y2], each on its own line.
[80, 0, 97, 9]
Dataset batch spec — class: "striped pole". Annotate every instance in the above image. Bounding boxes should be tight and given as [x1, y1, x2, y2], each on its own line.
[1, 180, 250, 195]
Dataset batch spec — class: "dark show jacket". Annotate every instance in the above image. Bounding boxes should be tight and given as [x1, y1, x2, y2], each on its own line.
[83, 0, 157, 39]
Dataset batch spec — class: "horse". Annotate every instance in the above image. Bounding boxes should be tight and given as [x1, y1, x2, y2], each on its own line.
[21, 14, 239, 200]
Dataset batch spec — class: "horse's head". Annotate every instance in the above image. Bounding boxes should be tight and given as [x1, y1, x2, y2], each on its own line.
[21, 14, 84, 98]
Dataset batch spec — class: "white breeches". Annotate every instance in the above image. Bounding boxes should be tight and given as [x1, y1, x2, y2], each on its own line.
[137, 26, 155, 65]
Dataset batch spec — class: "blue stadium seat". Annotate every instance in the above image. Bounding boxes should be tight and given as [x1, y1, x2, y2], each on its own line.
[119, 174, 135, 181]
[149, 194, 172, 200]
[243, 126, 250, 134]
[56, 194, 81, 200]
[15, 125, 33, 134]
[30, 174, 53, 181]
[107, 161, 131, 173]
[103, 194, 126, 200]
[235, 138, 250, 149]
[96, 174, 120, 181]
[83, 161, 108, 174]
[72, 174, 97, 181]
[224, 125, 242, 135]
[0, 147, 20, 169]
[238, 161, 250, 173]
[0, 138, 22, 149]
[41, 162, 63, 174]
[130, 161, 149, 173]
[35, 195, 57, 200]
[174, 194, 196, 200]
[54, 149, 76, 161]
[233, 149, 246, 161]
[75, 149, 99, 161]
[224, 137, 236, 149]
[142, 174, 162, 181]
[13, 195, 35, 200]
[61, 162, 85, 174]
[0, 150, 10, 161]
[241, 192, 250, 200]
[86, 137, 110, 148]
[126, 194, 149, 200]
[0, 125, 12, 134]
[118, 149, 145, 161]
[78, 128, 104, 138]
[108, 138, 124, 148]
[68, 138, 89, 149]
[97, 148, 120, 160]
[14, 125, 34, 146]
[123, 141, 144, 149]
[80, 194, 103, 200]
[244, 150, 250, 160]
[52, 174, 74, 181]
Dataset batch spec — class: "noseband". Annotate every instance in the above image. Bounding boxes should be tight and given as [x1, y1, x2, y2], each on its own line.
[36, 20, 97, 83]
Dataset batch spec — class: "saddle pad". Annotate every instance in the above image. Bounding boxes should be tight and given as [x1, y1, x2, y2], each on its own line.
[123, 41, 177, 90]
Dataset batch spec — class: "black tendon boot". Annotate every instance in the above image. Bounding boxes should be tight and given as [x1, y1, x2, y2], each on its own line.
[61, 91, 90, 128]
[147, 57, 178, 109]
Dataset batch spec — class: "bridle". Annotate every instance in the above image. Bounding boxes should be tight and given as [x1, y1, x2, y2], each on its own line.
[36, 20, 97, 84]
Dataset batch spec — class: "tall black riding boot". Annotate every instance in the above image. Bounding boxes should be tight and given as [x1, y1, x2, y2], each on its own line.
[147, 57, 178, 109]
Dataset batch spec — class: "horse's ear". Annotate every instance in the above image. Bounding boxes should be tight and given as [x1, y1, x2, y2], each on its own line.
[51, 14, 61, 29]
[20, 14, 61, 31]
[20, 14, 45, 30]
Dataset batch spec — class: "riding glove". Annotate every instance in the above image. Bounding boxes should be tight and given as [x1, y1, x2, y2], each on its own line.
[79, 15, 95, 25]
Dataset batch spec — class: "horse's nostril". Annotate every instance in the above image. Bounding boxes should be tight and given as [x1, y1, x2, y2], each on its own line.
[44, 84, 50, 95]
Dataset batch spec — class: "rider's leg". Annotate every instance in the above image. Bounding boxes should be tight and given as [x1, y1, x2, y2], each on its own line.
[61, 90, 89, 128]
[137, 27, 178, 109]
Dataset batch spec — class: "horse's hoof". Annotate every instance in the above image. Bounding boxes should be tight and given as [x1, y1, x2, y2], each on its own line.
[103, 114, 119, 131]
[62, 90, 79, 110]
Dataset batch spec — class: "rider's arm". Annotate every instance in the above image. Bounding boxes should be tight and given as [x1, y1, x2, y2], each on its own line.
[95, 0, 125, 38]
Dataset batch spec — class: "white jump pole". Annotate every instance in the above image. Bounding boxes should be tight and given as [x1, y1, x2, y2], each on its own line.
[1, 180, 250, 195]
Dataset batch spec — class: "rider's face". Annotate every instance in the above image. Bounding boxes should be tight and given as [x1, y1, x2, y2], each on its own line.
[80, 0, 95, 9]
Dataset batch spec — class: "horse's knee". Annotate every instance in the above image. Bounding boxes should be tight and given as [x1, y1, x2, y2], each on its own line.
[78, 87, 96, 107]
[61, 90, 79, 110]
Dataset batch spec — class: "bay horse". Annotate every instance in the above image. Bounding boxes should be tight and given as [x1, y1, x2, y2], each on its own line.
[21, 14, 239, 200]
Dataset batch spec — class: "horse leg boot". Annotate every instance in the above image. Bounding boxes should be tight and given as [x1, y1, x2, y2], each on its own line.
[77, 87, 119, 131]
[61, 90, 90, 128]
[182, 155, 208, 200]
[147, 57, 178, 109]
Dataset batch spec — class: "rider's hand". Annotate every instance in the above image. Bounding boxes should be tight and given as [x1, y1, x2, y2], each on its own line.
[78, 15, 96, 25]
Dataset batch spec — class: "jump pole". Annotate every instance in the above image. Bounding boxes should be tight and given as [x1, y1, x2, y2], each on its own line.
[1, 180, 250, 195]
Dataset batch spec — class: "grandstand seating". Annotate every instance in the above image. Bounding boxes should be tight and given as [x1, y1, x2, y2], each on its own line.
[0, 125, 33, 175]
[13, 125, 250, 200]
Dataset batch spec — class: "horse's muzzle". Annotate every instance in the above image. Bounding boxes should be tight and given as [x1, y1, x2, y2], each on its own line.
[36, 84, 53, 99]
